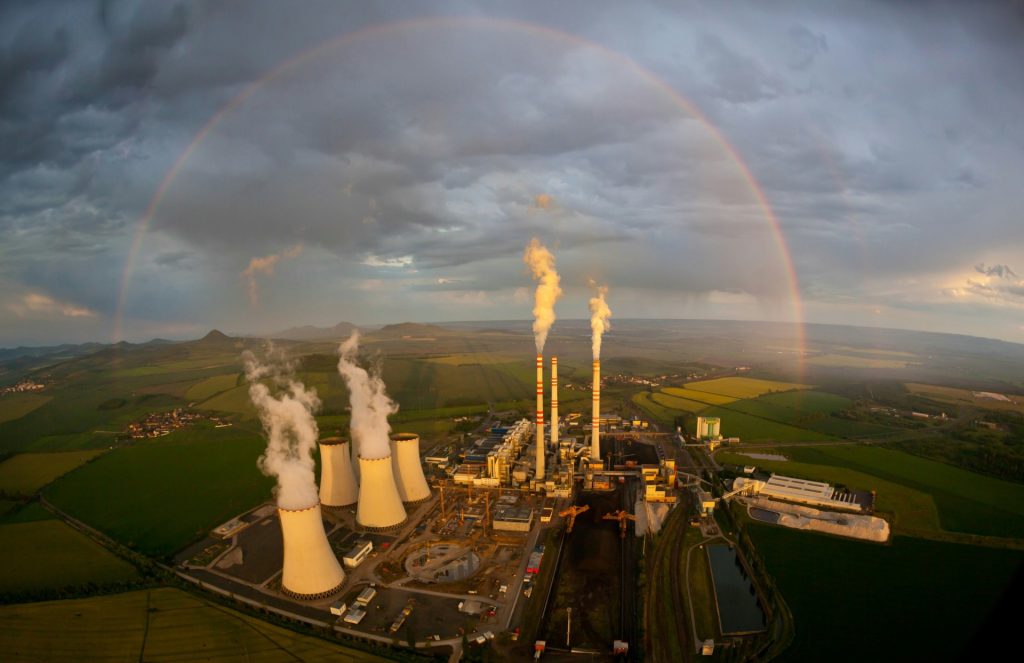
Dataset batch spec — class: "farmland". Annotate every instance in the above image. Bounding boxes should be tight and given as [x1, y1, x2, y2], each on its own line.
[698, 407, 832, 442]
[0, 587, 390, 661]
[0, 518, 138, 594]
[681, 377, 810, 399]
[45, 425, 272, 557]
[0, 393, 52, 424]
[0, 450, 106, 496]
[906, 382, 1024, 415]
[184, 373, 240, 402]
[749, 524, 1022, 662]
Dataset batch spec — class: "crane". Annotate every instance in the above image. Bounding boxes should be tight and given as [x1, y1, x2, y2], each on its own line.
[602, 509, 636, 539]
[558, 504, 590, 533]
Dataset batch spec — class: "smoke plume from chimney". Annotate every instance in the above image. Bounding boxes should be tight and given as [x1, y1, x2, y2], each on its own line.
[523, 238, 563, 354]
[337, 331, 398, 460]
[242, 244, 303, 305]
[244, 349, 321, 510]
[589, 281, 612, 360]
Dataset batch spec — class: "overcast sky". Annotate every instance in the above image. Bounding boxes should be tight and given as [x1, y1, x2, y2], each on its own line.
[2, 0, 1023, 346]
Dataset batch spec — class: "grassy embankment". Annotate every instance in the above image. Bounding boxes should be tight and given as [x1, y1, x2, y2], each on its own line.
[0, 587, 391, 661]
[45, 424, 272, 558]
[749, 524, 1022, 662]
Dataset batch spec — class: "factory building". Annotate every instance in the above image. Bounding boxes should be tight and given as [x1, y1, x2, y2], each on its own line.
[732, 475, 866, 512]
[492, 506, 535, 532]
[696, 416, 721, 439]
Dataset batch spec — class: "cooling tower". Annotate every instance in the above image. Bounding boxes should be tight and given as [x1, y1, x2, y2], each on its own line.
[278, 502, 345, 600]
[536, 353, 545, 481]
[356, 456, 408, 531]
[591, 359, 601, 462]
[319, 437, 358, 508]
[390, 433, 432, 504]
[551, 357, 559, 449]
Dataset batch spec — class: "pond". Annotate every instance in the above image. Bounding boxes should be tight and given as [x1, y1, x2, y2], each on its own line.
[749, 507, 781, 524]
[706, 544, 767, 635]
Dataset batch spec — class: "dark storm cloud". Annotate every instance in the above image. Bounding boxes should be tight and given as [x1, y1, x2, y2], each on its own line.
[1, 0, 1023, 344]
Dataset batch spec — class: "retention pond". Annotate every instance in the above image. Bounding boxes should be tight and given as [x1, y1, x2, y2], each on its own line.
[706, 544, 766, 635]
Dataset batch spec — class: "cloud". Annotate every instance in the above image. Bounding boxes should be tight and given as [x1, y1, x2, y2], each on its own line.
[363, 254, 414, 268]
[533, 193, 554, 210]
[975, 263, 1017, 279]
[8, 292, 97, 319]
[241, 244, 303, 305]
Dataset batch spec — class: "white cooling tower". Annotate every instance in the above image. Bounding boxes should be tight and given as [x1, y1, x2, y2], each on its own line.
[592, 359, 601, 462]
[551, 357, 559, 449]
[319, 437, 358, 508]
[356, 456, 408, 531]
[278, 502, 345, 600]
[535, 353, 545, 481]
[390, 433, 432, 504]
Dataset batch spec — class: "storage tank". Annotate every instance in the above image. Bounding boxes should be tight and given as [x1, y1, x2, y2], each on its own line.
[319, 437, 358, 508]
[356, 456, 408, 531]
[278, 502, 345, 599]
[390, 433, 432, 504]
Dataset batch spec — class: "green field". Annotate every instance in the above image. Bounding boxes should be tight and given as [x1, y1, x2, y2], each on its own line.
[632, 391, 684, 423]
[196, 384, 256, 416]
[751, 524, 1021, 662]
[651, 391, 711, 413]
[0, 519, 138, 594]
[719, 445, 1024, 538]
[682, 377, 810, 399]
[0, 587, 391, 661]
[806, 353, 912, 369]
[45, 425, 273, 557]
[700, 407, 832, 442]
[0, 502, 55, 524]
[720, 391, 894, 439]
[0, 393, 52, 424]
[662, 387, 738, 405]
[0, 450, 105, 495]
[184, 373, 240, 402]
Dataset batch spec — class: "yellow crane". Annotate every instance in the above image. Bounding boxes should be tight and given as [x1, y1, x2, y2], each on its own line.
[558, 504, 590, 533]
[602, 509, 636, 539]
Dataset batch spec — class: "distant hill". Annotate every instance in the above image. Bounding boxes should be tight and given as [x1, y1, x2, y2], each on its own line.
[370, 322, 452, 338]
[266, 321, 357, 341]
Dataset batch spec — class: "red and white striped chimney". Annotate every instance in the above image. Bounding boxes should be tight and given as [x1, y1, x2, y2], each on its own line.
[550, 357, 559, 449]
[536, 353, 545, 481]
[591, 359, 601, 462]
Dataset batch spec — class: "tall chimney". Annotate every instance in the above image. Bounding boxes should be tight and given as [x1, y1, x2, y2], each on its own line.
[390, 433, 432, 504]
[550, 357, 559, 450]
[356, 456, 408, 531]
[591, 359, 601, 462]
[278, 502, 345, 599]
[319, 437, 358, 508]
[536, 353, 545, 481]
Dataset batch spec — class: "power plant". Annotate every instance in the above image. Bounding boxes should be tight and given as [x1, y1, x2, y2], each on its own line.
[356, 455, 408, 531]
[278, 502, 346, 599]
[390, 433, 432, 504]
[318, 437, 358, 508]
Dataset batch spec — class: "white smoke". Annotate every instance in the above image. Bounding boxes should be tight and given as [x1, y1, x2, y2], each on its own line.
[589, 280, 612, 360]
[523, 238, 563, 354]
[244, 348, 321, 510]
[241, 244, 303, 305]
[337, 331, 398, 461]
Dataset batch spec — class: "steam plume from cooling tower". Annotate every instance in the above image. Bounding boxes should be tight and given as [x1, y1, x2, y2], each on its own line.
[589, 281, 612, 360]
[523, 238, 563, 354]
[337, 331, 398, 460]
[244, 349, 321, 510]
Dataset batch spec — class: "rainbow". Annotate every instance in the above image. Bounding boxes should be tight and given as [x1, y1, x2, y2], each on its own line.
[114, 16, 804, 362]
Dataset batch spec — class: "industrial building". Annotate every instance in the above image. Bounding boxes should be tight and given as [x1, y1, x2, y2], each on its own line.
[277, 503, 346, 599]
[732, 474, 867, 512]
[343, 539, 373, 568]
[696, 416, 722, 440]
[492, 505, 535, 532]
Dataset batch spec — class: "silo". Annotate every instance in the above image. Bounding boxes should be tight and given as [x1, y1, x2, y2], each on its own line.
[319, 437, 358, 508]
[390, 433, 432, 504]
[278, 502, 345, 599]
[356, 456, 408, 531]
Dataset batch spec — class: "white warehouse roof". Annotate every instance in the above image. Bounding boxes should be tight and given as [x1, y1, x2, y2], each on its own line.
[764, 474, 834, 501]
